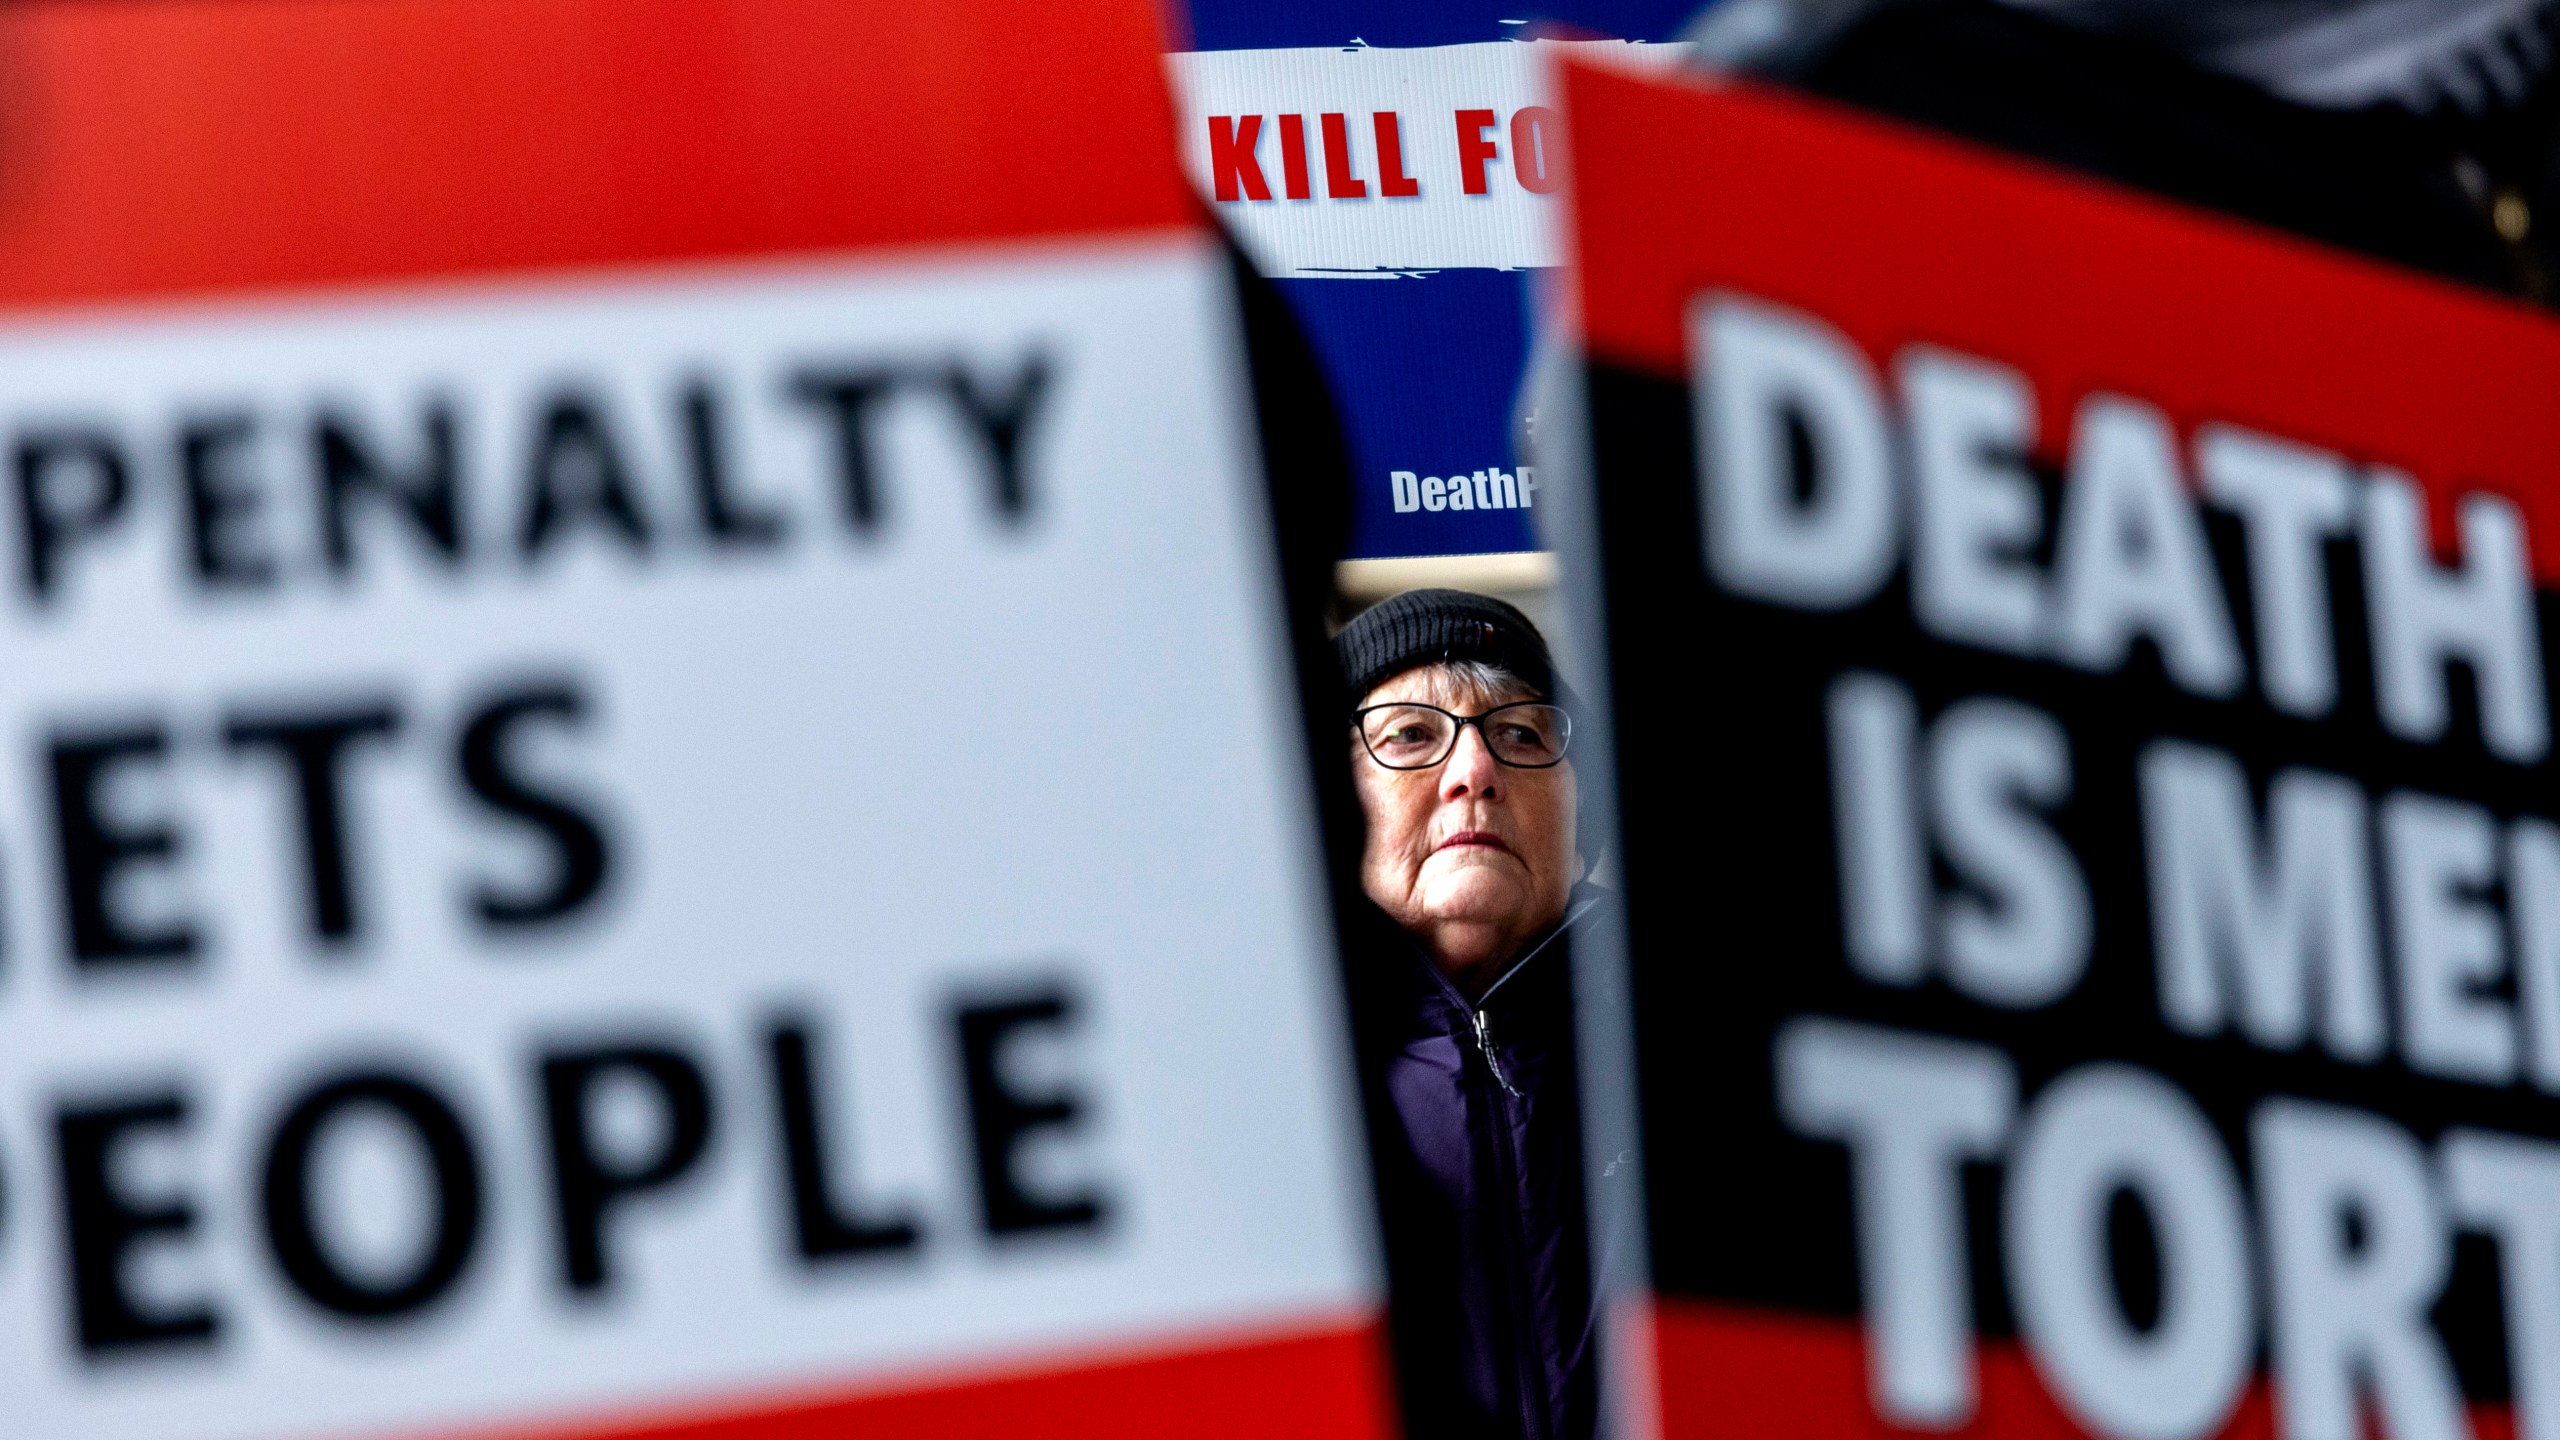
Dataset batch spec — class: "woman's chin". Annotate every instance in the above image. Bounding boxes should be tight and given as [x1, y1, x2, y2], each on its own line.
[1418, 868, 1528, 926]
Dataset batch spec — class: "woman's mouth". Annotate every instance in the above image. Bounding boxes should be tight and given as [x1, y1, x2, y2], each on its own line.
[1436, 830, 1512, 854]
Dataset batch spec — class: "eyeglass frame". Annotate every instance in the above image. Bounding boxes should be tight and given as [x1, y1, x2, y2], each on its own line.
[1350, 699, 1575, 771]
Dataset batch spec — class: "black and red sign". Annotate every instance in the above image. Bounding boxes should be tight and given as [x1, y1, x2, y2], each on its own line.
[1554, 57, 2560, 1440]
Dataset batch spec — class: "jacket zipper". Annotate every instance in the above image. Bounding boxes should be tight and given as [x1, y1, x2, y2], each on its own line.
[1429, 896, 1597, 1440]
[1469, 1002, 1547, 1440]
[1473, 1007, 1522, 1098]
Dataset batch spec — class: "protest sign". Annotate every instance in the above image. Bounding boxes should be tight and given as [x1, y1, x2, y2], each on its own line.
[1552, 57, 2560, 1440]
[0, 2, 1389, 1436]
[1168, 35, 1691, 560]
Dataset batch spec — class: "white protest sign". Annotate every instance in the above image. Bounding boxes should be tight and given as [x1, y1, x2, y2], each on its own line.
[0, 2, 1390, 1437]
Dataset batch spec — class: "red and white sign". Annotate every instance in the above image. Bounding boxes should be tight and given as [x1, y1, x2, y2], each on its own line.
[1167, 40, 1691, 275]
[0, 2, 1390, 1437]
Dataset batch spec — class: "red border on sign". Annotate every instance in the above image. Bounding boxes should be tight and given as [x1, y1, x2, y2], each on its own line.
[0, 0, 1197, 314]
[1646, 1298, 2519, 1440]
[393, 1314, 1395, 1440]
[1555, 59, 2560, 580]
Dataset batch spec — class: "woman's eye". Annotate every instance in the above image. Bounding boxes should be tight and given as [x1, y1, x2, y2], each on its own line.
[1363, 709, 1452, 758]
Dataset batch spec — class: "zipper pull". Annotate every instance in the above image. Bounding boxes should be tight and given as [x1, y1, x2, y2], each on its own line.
[1473, 1007, 1523, 1100]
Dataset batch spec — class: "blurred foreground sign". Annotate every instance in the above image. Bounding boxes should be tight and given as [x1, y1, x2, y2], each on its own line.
[1555, 59, 2560, 1440]
[0, 2, 1388, 1437]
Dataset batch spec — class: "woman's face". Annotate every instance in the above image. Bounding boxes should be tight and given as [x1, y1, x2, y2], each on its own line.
[1352, 664, 1581, 989]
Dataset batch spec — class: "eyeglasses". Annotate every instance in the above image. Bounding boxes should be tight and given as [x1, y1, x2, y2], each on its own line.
[1353, 701, 1574, 771]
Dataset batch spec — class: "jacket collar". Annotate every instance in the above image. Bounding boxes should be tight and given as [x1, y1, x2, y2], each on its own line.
[1411, 885, 1609, 1019]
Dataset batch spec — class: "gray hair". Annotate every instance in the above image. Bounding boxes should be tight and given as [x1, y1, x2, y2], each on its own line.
[1384, 659, 1542, 707]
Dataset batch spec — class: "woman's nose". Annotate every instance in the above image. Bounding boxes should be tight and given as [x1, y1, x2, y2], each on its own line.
[1439, 722, 1501, 797]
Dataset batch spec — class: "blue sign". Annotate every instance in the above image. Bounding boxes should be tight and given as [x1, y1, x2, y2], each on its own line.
[1276, 269, 1539, 557]
[1175, 0, 1707, 558]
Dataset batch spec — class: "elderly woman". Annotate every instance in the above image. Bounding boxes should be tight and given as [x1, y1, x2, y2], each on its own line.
[1335, 588, 1602, 1440]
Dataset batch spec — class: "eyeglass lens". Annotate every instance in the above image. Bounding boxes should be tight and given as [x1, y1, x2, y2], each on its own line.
[1359, 703, 1570, 769]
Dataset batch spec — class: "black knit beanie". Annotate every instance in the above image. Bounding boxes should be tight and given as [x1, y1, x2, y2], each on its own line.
[1335, 588, 1564, 709]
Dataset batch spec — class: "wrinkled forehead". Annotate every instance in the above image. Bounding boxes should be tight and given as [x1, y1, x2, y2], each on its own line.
[1359, 662, 1541, 714]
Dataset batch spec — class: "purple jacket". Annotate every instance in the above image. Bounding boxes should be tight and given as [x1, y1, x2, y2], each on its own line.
[1358, 891, 1605, 1440]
